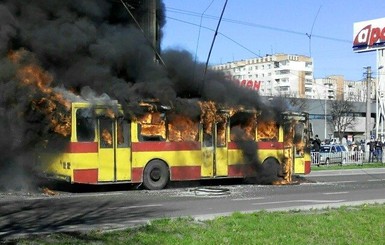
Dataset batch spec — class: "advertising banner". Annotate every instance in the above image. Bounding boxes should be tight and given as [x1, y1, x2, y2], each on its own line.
[353, 17, 385, 53]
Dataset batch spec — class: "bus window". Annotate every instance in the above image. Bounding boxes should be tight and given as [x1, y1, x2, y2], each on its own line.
[257, 120, 278, 142]
[99, 119, 113, 148]
[230, 112, 257, 141]
[216, 122, 227, 147]
[294, 123, 305, 156]
[138, 112, 166, 141]
[76, 109, 95, 142]
[117, 120, 130, 148]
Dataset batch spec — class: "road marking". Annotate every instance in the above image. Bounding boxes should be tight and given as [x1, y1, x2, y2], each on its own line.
[327, 180, 356, 184]
[368, 179, 385, 182]
[232, 197, 265, 201]
[252, 199, 345, 205]
[107, 204, 163, 210]
[323, 191, 349, 195]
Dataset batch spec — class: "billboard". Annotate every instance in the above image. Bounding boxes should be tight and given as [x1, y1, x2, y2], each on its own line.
[353, 17, 385, 53]
[234, 79, 261, 91]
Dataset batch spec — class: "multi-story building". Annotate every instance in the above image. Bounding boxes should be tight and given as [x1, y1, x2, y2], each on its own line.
[211, 53, 377, 104]
[344, 80, 367, 102]
[314, 75, 345, 100]
[211, 53, 314, 98]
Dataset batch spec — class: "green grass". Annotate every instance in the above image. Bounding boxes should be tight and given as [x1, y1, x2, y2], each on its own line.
[11, 204, 385, 245]
[311, 162, 385, 171]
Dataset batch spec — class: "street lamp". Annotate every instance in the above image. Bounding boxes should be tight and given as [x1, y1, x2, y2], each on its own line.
[364, 66, 372, 142]
[376, 65, 384, 140]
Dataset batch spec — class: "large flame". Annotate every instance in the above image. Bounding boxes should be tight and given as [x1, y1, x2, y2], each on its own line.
[257, 120, 278, 141]
[9, 49, 72, 137]
[168, 114, 199, 142]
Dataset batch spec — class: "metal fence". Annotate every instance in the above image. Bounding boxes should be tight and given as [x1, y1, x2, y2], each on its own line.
[311, 151, 365, 165]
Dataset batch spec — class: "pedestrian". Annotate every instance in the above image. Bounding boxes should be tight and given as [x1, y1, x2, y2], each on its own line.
[367, 139, 376, 162]
[375, 139, 383, 162]
[312, 135, 321, 165]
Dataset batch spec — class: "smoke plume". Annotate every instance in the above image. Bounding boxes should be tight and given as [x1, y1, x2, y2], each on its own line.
[0, 0, 283, 189]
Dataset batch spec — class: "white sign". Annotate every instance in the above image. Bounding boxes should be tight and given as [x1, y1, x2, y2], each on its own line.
[353, 17, 385, 53]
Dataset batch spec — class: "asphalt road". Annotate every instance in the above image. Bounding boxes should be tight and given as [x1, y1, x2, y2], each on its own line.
[1, 168, 384, 241]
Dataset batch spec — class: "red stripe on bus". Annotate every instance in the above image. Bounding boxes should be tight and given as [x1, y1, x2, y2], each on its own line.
[132, 167, 144, 182]
[304, 160, 311, 174]
[73, 169, 98, 184]
[228, 164, 258, 177]
[66, 142, 98, 153]
[170, 166, 201, 180]
[132, 141, 201, 152]
[228, 141, 284, 150]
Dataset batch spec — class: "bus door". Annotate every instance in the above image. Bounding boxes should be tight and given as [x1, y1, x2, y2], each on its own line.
[98, 118, 131, 182]
[201, 121, 229, 177]
[215, 121, 228, 176]
[292, 121, 309, 174]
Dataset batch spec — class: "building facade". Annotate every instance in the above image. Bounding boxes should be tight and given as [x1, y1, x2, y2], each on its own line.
[211, 54, 314, 98]
[210, 54, 380, 143]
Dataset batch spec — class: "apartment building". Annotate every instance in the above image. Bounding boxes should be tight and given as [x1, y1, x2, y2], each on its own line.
[211, 53, 314, 98]
[313, 75, 345, 100]
[344, 80, 367, 102]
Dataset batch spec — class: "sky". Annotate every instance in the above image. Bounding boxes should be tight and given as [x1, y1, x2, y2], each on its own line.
[161, 0, 385, 81]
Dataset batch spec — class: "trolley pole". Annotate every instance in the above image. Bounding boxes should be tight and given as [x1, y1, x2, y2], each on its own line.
[365, 66, 372, 142]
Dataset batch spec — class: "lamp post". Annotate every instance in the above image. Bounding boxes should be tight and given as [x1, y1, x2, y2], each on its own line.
[364, 66, 372, 142]
[376, 65, 384, 140]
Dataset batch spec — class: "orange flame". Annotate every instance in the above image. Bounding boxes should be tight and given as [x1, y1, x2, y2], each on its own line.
[9, 49, 71, 137]
[138, 112, 166, 140]
[257, 120, 278, 141]
[168, 114, 199, 141]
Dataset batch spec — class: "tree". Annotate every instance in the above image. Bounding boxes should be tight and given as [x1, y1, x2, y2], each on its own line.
[328, 99, 356, 142]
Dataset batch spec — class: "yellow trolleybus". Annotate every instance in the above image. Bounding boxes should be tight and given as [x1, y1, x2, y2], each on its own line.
[40, 101, 311, 189]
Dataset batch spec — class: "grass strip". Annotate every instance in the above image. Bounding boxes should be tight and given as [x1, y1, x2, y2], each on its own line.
[12, 204, 385, 245]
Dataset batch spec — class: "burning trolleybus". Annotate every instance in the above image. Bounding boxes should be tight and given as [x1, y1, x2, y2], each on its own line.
[40, 100, 311, 189]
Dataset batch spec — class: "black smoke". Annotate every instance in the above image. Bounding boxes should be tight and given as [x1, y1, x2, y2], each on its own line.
[0, 0, 283, 190]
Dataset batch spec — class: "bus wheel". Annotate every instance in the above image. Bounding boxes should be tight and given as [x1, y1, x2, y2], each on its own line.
[262, 158, 282, 182]
[143, 160, 170, 190]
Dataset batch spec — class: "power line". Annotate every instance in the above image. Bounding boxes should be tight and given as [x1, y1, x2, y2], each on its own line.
[166, 7, 351, 44]
[165, 15, 363, 101]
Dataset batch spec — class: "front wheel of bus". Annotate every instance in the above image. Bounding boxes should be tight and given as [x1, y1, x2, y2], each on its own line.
[143, 160, 170, 190]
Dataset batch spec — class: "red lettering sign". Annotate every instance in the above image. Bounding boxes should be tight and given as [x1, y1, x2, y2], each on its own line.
[234, 80, 261, 91]
[353, 24, 385, 50]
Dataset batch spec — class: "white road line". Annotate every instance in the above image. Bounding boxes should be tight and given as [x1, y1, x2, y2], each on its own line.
[368, 179, 385, 182]
[252, 199, 345, 206]
[107, 204, 163, 210]
[327, 180, 356, 184]
[232, 197, 265, 201]
[323, 191, 349, 195]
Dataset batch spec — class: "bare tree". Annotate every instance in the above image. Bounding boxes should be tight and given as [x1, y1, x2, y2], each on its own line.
[288, 97, 308, 112]
[328, 99, 356, 142]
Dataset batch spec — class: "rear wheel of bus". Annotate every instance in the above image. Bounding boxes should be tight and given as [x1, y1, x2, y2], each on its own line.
[143, 160, 170, 190]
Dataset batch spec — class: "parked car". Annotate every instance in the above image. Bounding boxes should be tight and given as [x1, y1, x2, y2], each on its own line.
[319, 144, 347, 165]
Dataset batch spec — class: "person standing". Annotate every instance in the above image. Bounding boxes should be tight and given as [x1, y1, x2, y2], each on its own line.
[375, 139, 383, 162]
[367, 139, 376, 162]
[312, 135, 321, 165]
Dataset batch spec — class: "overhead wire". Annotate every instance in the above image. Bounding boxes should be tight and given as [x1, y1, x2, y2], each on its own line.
[306, 5, 322, 57]
[166, 7, 351, 44]
[192, 0, 215, 85]
[165, 5, 367, 112]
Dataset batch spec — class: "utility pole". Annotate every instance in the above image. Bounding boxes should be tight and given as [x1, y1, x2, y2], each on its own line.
[364, 66, 372, 142]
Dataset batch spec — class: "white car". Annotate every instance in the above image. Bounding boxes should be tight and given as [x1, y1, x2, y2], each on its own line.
[319, 144, 347, 165]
